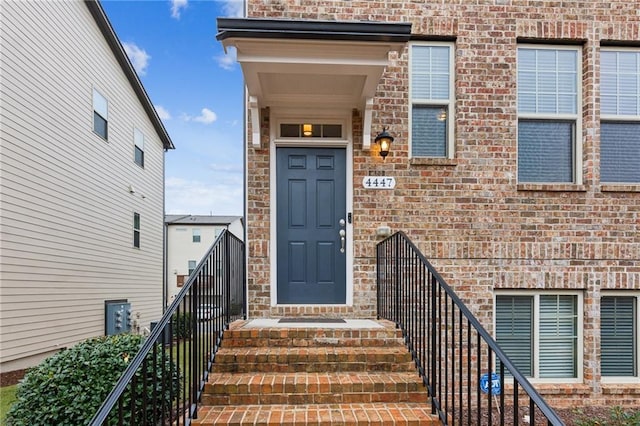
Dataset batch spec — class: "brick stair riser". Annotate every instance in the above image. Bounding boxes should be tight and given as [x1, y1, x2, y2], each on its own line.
[211, 361, 415, 373]
[201, 391, 426, 405]
[191, 403, 440, 425]
[222, 337, 406, 347]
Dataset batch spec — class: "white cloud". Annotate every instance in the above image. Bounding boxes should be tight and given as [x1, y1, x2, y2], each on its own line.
[165, 177, 242, 216]
[170, 0, 188, 19]
[216, 46, 236, 70]
[123, 42, 150, 76]
[182, 108, 217, 124]
[194, 108, 217, 124]
[221, 0, 243, 18]
[154, 105, 171, 120]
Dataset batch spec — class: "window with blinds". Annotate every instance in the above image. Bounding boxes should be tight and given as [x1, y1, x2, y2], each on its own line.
[601, 296, 637, 377]
[600, 49, 640, 183]
[409, 42, 454, 158]
[517, 46, 580, 183]
[495, 293, 580, 380]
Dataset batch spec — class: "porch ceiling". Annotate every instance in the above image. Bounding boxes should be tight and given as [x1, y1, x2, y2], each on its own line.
[216, 18, 411, 148]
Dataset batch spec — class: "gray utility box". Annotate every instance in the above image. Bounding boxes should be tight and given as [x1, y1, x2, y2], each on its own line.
[105, 300, 132, 335]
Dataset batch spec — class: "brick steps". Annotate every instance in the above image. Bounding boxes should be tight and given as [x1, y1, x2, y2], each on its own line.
[211, 346, 415, 373]
[193, 321, 440, 425]
[201, 372, 426, 405]
[193, 403, 438, 425]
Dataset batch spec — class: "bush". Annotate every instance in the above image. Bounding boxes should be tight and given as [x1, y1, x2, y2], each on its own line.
[172, 312, 193, 339]
[574, 406, 640, 426]
[6, 334, 179, 426]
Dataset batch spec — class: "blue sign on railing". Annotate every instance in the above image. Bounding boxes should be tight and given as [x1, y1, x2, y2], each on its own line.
[480, 372, 501, 395]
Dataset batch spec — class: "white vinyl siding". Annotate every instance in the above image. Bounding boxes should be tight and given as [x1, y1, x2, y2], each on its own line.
[517, 46, 581, 183]
[600, 48, 640, 183]
[495, 292, 582, 382]
[0, 1, 165, 371]
[601, 294, 638, 380]
[409, 42, 455, 158]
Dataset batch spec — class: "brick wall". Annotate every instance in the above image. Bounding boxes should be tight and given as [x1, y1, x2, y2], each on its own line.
[244, 0, 640, 407]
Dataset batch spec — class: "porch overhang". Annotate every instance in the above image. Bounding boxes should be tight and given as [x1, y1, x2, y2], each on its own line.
[216, 18, 411, 148]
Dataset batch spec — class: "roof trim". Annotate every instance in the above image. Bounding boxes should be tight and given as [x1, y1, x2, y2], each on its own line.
[84, 0, 174, 150]
[216, 18, 412, 43]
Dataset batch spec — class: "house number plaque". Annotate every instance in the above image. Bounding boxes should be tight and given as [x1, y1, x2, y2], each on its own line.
[362, 176, 396, 189]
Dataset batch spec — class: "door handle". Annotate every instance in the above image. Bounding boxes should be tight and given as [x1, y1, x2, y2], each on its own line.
[339, 229, 346, 253]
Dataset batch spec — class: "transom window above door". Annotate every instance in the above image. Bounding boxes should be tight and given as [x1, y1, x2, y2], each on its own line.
[279, 123, 342, 139]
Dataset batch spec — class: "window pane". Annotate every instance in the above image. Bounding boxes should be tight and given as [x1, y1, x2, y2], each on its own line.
[133, 213, 140, 229]
[601, 296, 636, 376]
[411, 45, 450, 100]
[93, 89, 108, 118]
[135, 146, 144, 167]
[602, 50, 640, 116]
[134, 231, 140, 248]
[601, 122, 640, 183]
[517, 47, 577, 114]
[193, 229, 201, 243]
[322, 124, 342, 138]
[93, 113, 107, 140]
[539, 295, 577, 378]
[412, 105, 447, 157]
[518, 120, 573, 183]
[281, 124, 299, 137]
[496, 296, 533, 376]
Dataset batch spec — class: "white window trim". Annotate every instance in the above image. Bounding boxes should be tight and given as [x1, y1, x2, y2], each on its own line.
[93, 88, 109, 140]
[408, 41, 455, 159]
[516, 44, 583, 185]
[192, 228, 201, 243]
[494, 290, 584, 384]
[600, 291, 640, 384]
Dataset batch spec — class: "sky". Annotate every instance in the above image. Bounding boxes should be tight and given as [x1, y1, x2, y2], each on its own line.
[101, 0, 245, 216]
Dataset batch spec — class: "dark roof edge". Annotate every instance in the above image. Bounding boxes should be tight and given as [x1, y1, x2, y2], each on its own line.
[216, 18, 412, 43]
[85, 0, 174, 150]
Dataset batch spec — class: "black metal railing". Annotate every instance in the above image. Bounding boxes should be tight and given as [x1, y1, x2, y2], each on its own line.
[89, 229, 245, 425]
[377, 232, 564, 426]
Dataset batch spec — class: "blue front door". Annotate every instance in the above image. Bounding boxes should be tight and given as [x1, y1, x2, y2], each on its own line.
[276, 147, 347, 304]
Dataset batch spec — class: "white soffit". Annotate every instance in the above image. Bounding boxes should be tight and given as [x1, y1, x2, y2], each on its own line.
[218, 20, 411, 148]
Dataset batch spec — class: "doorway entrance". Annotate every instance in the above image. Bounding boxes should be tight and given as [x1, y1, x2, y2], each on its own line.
[276, 147, 347, 304]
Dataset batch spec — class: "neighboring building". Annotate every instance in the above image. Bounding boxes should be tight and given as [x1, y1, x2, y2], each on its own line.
[0, 1, 174, 376]
[165, 215, 243, 302]
[217, 1, 640, 408]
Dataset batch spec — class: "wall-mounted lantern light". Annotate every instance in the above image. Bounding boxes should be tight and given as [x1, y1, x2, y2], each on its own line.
[374, 127, 394, 160]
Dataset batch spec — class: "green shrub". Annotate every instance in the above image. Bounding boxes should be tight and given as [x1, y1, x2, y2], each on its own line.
[172, 312, 193, 339]
[6, 334, 179, 426]
[574, 406, 640, 426]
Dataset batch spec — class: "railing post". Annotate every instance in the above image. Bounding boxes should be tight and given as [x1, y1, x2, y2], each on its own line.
[224, 232, 231, 323]
[394, 235, 401, 326]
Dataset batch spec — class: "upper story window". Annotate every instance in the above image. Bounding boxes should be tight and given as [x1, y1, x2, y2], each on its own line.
[188, 260, 197, 275]
[601, 294, 638, 380]
[409, 42, 455, 158]
[93, 88, 108, 140]
[495, 292, 582, 381]
[133, 212, 140, 248]
[192, 228, 201, 243]
[517, 46, 581, 183]
[134, 128, 145, 167]
[601, 48, 640, 183]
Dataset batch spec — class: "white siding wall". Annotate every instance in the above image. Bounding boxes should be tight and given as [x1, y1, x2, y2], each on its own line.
[166, 225, 225, 301]
[0, 2, 166, 371]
